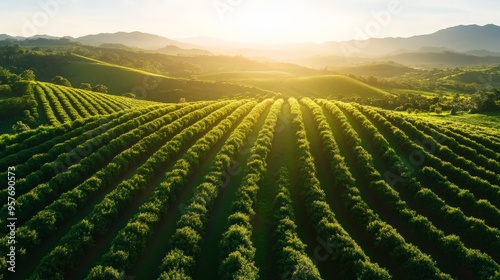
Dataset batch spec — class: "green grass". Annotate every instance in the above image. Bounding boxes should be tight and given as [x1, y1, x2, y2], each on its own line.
[19, 54, 275, 102]
[64, 57, 394, 101]
[337, 62, 419, 78]
[229, 75, 394, 99]
[64, 55, 167, 93]
[2, 98, 500, 279]
[197, 70, 295, 81]
[409, 111, 500, 130]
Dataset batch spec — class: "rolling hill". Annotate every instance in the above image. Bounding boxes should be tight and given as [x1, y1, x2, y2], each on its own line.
[12, 54, 275, 102]
[6, 50, 391, 102]
[0, 94, 499, 279]
[1, 25, 500, 280]
[74, 31, 196, 50]
[221, 75, 395, 99]
[336, 62, 420, 78]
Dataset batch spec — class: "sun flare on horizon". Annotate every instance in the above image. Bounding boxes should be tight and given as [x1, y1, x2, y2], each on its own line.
[218, 2, 350, 44]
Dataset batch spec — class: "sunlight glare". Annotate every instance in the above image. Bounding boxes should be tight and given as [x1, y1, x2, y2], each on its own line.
[230, 3, 320, 43]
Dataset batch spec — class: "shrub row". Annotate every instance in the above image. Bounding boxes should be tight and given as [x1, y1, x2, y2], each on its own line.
[314, 99, 450, 279]
[27, 100, 244, 279]
[0, 101, 213, 260]
[77, 87, 116, 114]
[379, 110, 500, 209]
[35, 83, 60, 125]
[418, 166, 500, 229]
[271, 167, 322, 280]
[426, 122, 500, 164]
[65, 87, 101, 115]
[0, 105, 179, 227]
[351, 103, 500, 278]
[295, 98, 391, 279]
[443, 124, 500, 152]
[157, 99, 272, 279]
[52, 84, 94, 118]
[354, 105, 500, 229]
[0, 105, 162, 182]
[86, 99, 257, 279]
[217, 99, 284, 280]
[0, 114, 114, 169]
[67, 85, 112, 114]
[45, 83, 84, 120]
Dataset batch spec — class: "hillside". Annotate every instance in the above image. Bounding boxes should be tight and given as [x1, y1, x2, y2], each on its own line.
[8, 54, 275, 102]
[74, 31, 196, 50]
[1, 97, 499, 279]
[227, 75, 394, 99]
[382, 51, 500, 67]
[320, 24, 500, 57]
[336, 62, 420, 78]
[1, 48, 390, 101]
[0, 81, 159, 134]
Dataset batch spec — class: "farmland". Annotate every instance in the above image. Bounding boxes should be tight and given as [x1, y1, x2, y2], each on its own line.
[1, 81, 499, 279]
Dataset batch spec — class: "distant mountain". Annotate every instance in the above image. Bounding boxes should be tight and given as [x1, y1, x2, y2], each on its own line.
[463, 49, 500, 57]
[156, 45, 212, 56]
[381, 51, 500, 67]
[2, 24, 500, 68]
[0, 34, 16, 41]
[28, 34, 61, 40]
[75, 31, 195, 50]
[324, 24, 500, 57]
[337, 62, 420, 78]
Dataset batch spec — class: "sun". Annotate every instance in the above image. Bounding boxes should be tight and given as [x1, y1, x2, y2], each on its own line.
[228, 3, 315, 43]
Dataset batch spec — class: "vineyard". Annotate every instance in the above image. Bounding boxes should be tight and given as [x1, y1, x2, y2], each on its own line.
[1, 87, 500, 279]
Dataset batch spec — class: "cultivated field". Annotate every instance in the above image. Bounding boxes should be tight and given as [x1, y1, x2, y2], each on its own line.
[1, 85, 499, 279]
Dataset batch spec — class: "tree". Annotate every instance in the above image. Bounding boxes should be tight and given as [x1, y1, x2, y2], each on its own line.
[86, 265, 123, 280]
[24, 110, 36, 124]
[51, 76, 72, 87]
[92, 84, 108, 93]
[471, 87, 499, 112]
[219, 251, 258, 280]
[122, 92, 135, 99]
[20, 69, 35, 81]
[434, 106, 442, 115]
[12, 121, 30, 132]
[0, 66, 15, 84]
[80, 83, 92, 90]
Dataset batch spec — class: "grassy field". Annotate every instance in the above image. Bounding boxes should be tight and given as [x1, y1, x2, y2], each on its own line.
[213, 74, 395, 99]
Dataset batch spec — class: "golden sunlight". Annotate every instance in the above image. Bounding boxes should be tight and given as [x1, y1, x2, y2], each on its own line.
[229, 3, 332, 43]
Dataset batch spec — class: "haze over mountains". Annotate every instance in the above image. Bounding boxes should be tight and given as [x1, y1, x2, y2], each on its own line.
[1, 24, 500, 67]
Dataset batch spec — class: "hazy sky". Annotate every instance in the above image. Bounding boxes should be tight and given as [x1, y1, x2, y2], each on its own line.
[1, 0, 500, 43]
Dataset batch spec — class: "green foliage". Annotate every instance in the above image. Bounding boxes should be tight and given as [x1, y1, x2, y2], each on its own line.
[1, 96, 499, 280]
[0, 66, 17, 84]
[92, 84, 108, 93]
[20, 69, 36, 81]
[12, 121, 30, 132]
[80, 82, 92, 90]
[85, 265, 124, 280]
[219, 251, 259, 280]
[51, 76, 72, 87]
[470, 88, 500, 112]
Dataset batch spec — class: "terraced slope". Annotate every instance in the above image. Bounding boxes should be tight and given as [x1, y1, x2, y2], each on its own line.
[31, 82, 157, 126]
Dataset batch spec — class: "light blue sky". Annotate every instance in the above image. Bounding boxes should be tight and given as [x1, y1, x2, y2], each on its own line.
[1, 0, 500, 43]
